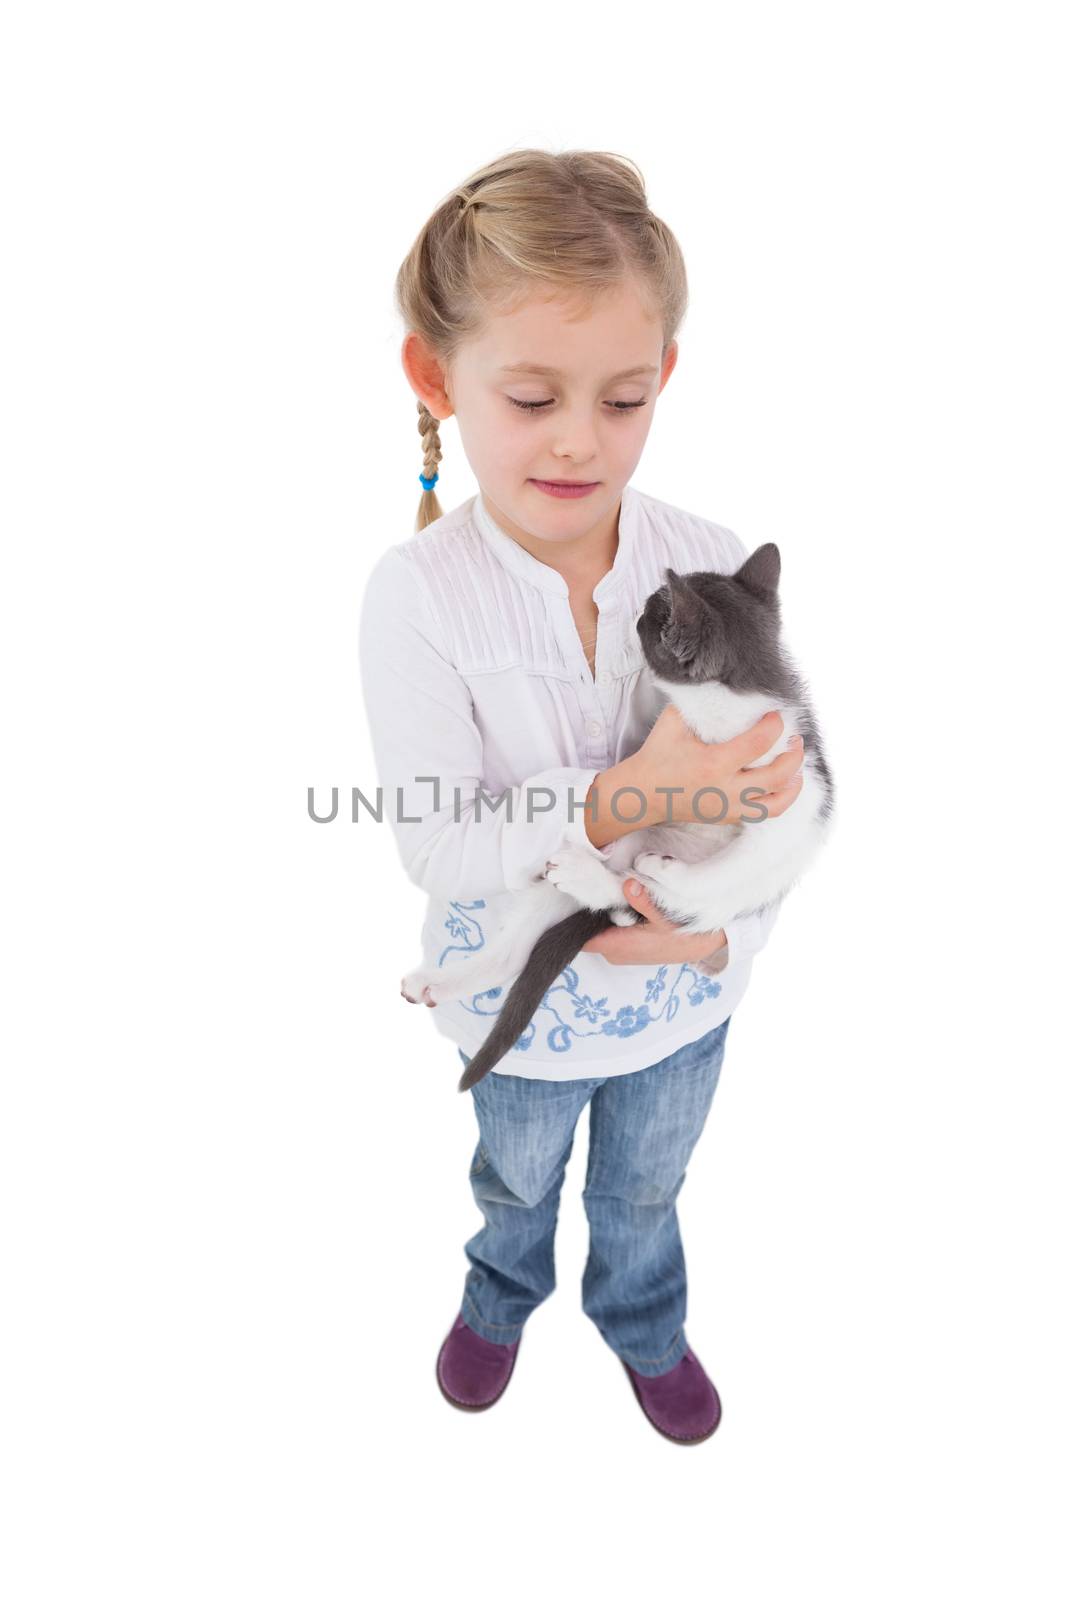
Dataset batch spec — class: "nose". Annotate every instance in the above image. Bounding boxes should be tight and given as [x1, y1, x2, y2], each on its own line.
[548, 409, 600, 466]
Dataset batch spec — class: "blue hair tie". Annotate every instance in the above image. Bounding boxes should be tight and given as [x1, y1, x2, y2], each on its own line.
[419, 472, 439, 491]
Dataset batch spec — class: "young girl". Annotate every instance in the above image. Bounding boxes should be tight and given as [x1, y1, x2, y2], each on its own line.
[358, 149, 806, 1445]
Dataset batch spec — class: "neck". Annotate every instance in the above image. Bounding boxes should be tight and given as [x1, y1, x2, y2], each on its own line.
[483, 494, 621, 592]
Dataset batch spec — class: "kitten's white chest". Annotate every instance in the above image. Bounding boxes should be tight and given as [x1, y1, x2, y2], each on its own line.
[652, 675, 797, 768]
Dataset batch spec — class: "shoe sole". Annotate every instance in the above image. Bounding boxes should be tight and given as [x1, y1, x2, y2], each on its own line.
[435, 1330, 522, 1412]
[619, 1356, 722, 1445]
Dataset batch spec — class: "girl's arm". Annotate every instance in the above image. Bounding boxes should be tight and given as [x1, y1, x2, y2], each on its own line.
[580, 878, 783, 971]
[357, 546, 621, 901]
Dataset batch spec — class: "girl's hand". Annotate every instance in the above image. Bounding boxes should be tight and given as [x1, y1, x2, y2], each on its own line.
[581, 878, 727, 966]
[629, 705, 804, 827]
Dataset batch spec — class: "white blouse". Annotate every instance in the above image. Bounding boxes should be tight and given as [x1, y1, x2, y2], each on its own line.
[357, 481, 781, 1080]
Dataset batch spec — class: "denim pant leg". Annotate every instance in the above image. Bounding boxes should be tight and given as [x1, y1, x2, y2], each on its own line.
[580, 1017, 732, 1377]
[457, 1051, 602, 1347]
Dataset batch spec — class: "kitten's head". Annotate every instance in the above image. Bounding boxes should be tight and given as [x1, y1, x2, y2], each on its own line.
[635, 544, 784, 691]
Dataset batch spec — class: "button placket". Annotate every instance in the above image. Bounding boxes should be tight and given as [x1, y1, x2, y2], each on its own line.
[550, 590, 615, 764]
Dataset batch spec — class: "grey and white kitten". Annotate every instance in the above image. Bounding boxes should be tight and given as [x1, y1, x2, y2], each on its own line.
[401, 544, 835, 1092]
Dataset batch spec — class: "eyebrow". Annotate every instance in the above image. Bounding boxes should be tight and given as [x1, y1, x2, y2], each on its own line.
[498, 362, 660, 380]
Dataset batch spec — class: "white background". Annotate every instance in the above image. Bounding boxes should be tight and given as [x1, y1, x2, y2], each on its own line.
[3, 2, 1064, 1595]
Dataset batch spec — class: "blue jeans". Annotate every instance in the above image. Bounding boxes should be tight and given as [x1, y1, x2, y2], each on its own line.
[457, 1016, 732, 1378]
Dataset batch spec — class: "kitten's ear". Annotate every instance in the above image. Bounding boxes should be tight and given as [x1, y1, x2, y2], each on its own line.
[663, 567, 704, 629]
[661, 569, 703, 663]
[734, 543, 781, 597]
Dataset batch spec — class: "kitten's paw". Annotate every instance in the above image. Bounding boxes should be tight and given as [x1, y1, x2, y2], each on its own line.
[633, 851, 683, 888]
[400, 970, 438, 1008]
[544, 841, 625, 911]
[609, 907, 640, 927]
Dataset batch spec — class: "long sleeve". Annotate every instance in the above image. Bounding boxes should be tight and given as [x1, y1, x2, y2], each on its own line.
[357, 546, 617, 901]
[695, 899, 782, 975]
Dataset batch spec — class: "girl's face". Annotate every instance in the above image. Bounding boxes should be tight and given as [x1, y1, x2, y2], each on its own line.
[413, 276, 677, 550]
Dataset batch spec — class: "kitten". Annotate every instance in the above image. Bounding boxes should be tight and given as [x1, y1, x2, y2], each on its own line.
[401, 544, 835, 1092]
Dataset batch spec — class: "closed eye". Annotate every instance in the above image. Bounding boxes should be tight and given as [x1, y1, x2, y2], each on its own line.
[507, 398, 648, 413]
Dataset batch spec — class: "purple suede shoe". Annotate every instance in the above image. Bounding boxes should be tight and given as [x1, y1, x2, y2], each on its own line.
[436, 1312, 521, 1411]
[621, 1347, 723, 1444]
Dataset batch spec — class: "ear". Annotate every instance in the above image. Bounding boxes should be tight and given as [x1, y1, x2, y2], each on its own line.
[663, 567, 705, 630]
[734, 543, 781, 596]
[401, 331, 454, 420]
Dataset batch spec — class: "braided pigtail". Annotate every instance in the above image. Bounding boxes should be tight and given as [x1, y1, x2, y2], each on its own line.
[415, 400, 443, 532]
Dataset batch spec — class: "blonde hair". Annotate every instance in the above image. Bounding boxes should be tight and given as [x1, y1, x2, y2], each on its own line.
[393, 147, 689, 531]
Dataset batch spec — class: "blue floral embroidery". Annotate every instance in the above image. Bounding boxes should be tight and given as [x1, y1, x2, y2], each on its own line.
[687, 972, 722, 1005]
[433, 901, 722, 1056]
[438, 900, 486, 961]
[573, 993, 610, 1024]
[645, 966, 669, 1003]
[602, 1004, 651, 1038]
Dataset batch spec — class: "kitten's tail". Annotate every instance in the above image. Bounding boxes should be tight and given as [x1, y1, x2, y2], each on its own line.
[457, 907, 615, 1092]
